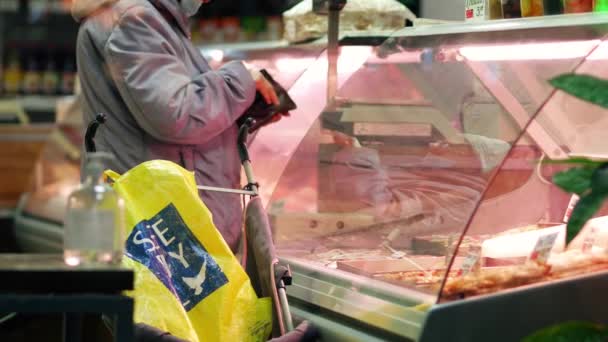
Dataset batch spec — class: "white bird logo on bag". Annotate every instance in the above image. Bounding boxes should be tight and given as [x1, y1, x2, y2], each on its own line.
[182, 259, 208, 295]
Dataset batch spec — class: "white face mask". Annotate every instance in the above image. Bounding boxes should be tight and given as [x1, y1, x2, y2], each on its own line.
[179, 0, 202, 17]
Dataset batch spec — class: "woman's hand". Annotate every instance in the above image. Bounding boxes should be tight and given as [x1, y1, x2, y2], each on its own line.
[247, 68, 279, 105]
[243, 64, 290, 128]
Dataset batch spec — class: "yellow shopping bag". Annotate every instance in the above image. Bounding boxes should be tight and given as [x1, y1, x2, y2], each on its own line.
[105, 160, 272, 342]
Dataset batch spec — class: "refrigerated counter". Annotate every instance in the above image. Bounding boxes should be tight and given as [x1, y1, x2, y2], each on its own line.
[246, 12, 608, 341]
[14, 12, 608, 341]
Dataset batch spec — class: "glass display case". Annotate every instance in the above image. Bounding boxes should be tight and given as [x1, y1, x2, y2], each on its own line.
[247, 12, 608, 342]
[14, 12, 608, 341]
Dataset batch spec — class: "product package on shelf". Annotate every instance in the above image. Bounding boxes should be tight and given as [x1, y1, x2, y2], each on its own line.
[194, 16, 284, 45]
[502, 0, 522, 18]
[521, 0, 545, 16]
[282, 0, 416, 43]
[466, 0, 503, 21]
[563, 0, 593, 12]
[543, 0, 564, 14]
[2, 46, 74, 96]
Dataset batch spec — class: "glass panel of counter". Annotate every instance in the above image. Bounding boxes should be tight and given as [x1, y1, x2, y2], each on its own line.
[441, 39, 608, 303]
[252, 14, 608, 305]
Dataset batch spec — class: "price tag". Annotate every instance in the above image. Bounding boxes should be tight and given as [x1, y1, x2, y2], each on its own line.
[465, 0, 487, 21]
[563, 194, 580, 223]
[457, 246, 481, 276]
[582, 227, 596, 253]
[458, 254, 480, 276]
[529, 232, 559, 264]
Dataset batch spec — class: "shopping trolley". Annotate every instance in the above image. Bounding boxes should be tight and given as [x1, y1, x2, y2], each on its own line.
[85, 114, 301, 340]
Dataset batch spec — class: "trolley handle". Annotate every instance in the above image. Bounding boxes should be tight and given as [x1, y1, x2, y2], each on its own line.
[237, 118, 254, 164]
[84, 113, 107, 153]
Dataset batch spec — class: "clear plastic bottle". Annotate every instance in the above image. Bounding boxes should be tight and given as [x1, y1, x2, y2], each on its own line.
[64, 152, 125, 266]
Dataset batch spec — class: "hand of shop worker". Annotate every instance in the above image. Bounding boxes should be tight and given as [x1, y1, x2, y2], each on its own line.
[329, 130, 361, 148]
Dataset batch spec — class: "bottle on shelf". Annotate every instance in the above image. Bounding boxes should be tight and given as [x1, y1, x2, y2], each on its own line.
[543, 0, 564, 14]
[0, 58, 3, 96]
[266, 16, 283, 41]
[64, 152, 125, 266]
[22, 56, 42, 95]
[60, 57, 76, 95]
[241, 16, 266, 41]
[221, 17, 241, 42]
[563, 0, 593, 13]
[198, 18, 220, 43]
[42, 55, 60, 95]
[3, 51, 22, 96]
[489, 0, 504, 18]
[522, 0, 545, 16]
[501, 0, 523, 18]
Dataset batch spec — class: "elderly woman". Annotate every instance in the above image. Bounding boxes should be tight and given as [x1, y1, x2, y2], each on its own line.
[71, 1, 315, 341]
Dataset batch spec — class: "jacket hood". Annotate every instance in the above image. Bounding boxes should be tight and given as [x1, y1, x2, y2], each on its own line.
[71, 0, 118, 21]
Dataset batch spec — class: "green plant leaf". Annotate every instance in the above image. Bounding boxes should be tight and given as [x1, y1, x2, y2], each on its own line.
[550, 74, 608, 109]
[567, 192, 607, 243]
[522, 321, 608, 342]
[543, 157, 605, 168]
[591, 164, 608, 195]
[553, 167, 595, 195]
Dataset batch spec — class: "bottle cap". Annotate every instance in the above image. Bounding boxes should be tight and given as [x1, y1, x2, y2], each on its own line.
[84, 152, 115, 175]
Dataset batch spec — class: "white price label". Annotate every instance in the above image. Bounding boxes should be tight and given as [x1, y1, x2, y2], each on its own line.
[530, 232, 559, 264]
[465, 0, 486, 21]
[563, 194, 580, 223]
[583, 227, 596, 253]
[459, 253, 480, 276]
[458, 246, 481, 276]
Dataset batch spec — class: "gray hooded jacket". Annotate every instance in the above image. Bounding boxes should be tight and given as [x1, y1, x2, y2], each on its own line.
[73, 0, 256, 252]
